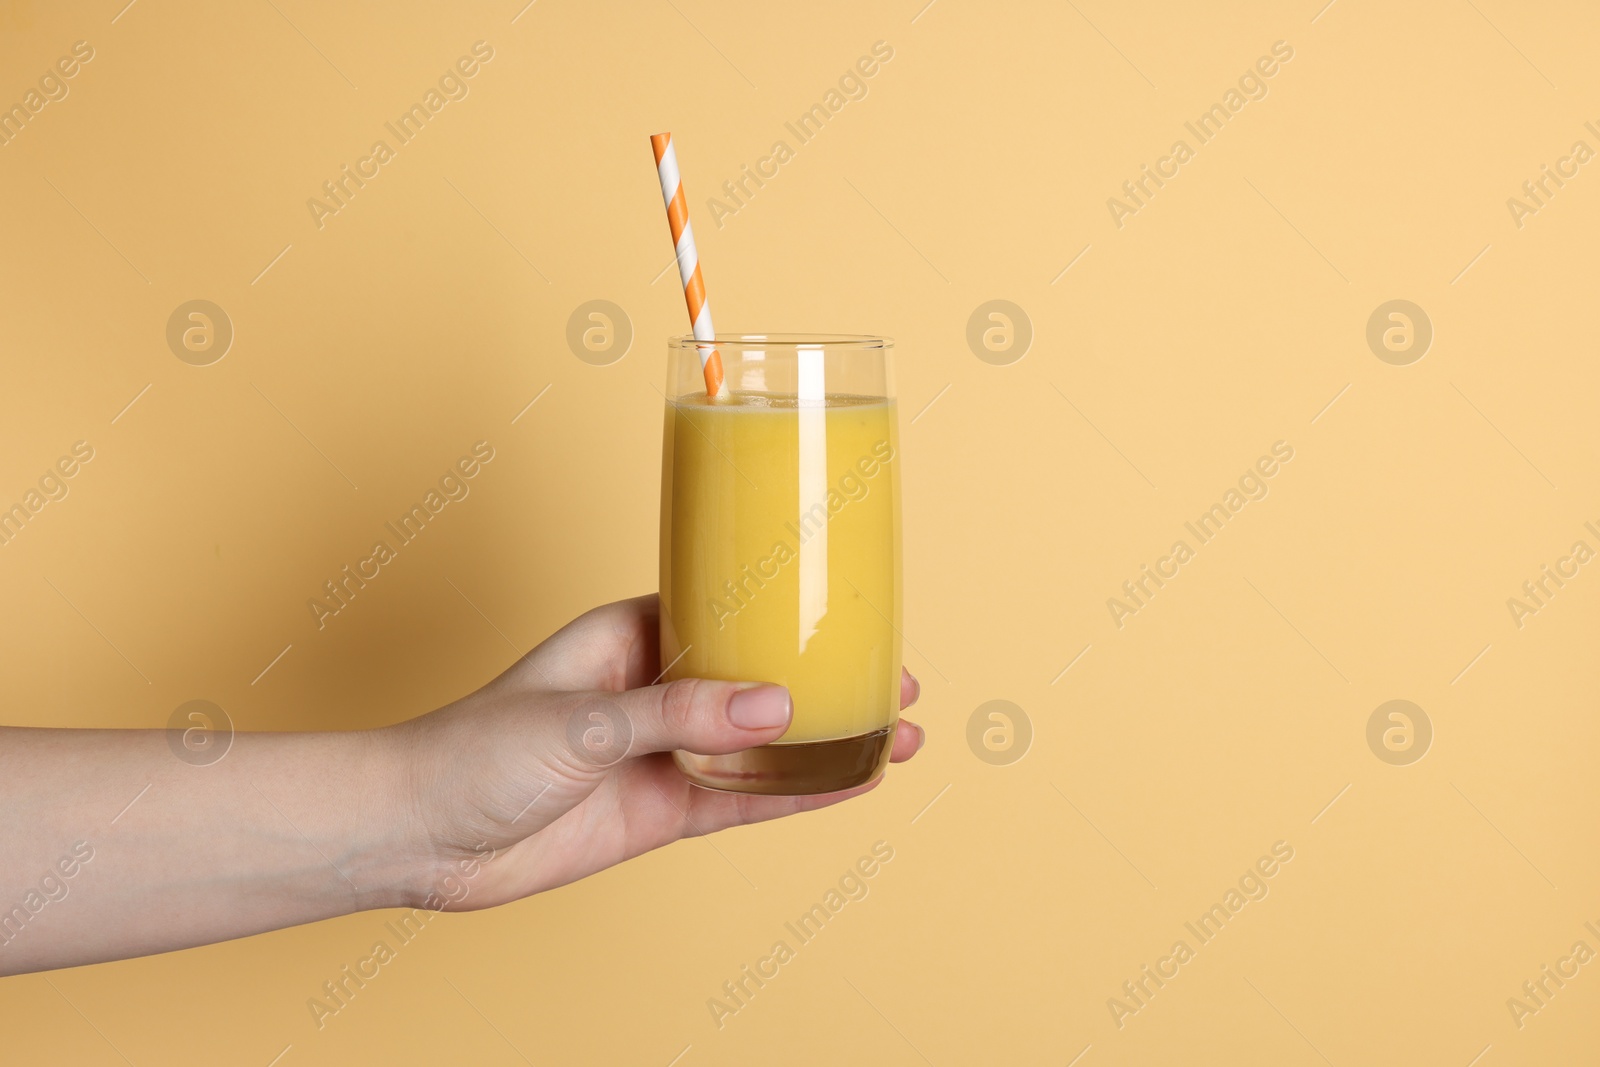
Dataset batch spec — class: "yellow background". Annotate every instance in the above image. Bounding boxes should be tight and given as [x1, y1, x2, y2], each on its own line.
[2, 0, 1597, 1063]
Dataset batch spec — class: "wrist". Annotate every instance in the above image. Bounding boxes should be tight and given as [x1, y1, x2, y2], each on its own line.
[345, 723, 441, 913]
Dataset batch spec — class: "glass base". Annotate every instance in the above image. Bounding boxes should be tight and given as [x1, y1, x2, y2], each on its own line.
[674, 725, 895, 796]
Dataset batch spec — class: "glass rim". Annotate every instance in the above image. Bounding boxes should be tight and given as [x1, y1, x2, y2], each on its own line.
[668, 333, 892, 350]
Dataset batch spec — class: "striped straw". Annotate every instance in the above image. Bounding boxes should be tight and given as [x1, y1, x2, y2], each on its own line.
[650, 132, 727, 397]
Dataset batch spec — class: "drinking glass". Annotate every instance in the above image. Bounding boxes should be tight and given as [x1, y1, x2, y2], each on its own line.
[659, 335, 902, 795]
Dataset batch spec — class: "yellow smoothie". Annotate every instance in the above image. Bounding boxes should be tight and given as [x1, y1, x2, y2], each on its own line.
[660, 392, 902, 745]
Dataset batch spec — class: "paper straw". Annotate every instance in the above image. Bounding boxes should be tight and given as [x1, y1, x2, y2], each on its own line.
[650, 132, 727, 397]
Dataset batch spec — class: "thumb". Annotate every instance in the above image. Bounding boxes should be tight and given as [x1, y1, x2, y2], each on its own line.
[600, 678, 793, 759]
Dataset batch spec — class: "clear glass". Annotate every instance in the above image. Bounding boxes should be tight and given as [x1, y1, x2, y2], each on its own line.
[660, 335, 902, 795]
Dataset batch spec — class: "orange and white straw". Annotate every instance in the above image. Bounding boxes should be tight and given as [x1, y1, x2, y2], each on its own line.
[651, 132, 727, 397]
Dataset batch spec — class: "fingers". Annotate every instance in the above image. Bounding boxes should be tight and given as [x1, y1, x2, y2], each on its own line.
[900, 667, 920, 710]
[576, 701, 923, 866]
[513, 601, 923, 722]
[563, 654, 920, 774]
[609, 678, 793, 757]
[517, 595, 661, 693]
[889, 718, 924, 763]
[891, 670, 923, 760]
[605, 671, 924, 762]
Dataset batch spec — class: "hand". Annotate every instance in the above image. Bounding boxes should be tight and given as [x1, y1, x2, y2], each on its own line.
[394, 594, 924, 910]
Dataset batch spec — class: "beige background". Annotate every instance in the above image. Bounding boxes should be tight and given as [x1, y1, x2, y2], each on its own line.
[2, 0, 1598, 1062]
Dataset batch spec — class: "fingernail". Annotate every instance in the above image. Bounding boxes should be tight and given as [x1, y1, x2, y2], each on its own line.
[728, 685, 792, 730]
[914, 722, 927, 750]
[905, 668, 922, 703]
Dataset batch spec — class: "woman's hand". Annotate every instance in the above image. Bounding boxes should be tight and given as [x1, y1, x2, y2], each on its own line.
[0, 593, 922, 975]
[395, 594, 924, 910]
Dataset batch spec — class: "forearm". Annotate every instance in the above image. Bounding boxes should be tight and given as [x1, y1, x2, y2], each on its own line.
[0, 724, 424, 976]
